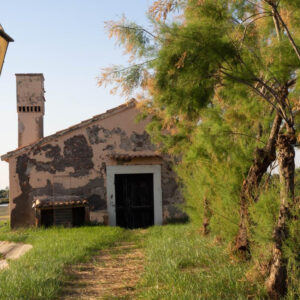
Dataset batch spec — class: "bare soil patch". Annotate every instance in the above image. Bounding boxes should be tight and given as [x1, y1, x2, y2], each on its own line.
[61, 242, 144, 300]
[0, 241, 32, 270]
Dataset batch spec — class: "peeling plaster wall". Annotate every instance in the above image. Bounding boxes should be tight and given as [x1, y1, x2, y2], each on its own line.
[8, 106, 185, 228]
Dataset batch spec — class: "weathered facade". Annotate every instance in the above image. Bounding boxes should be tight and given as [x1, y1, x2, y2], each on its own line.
[1, 74, 185, 228]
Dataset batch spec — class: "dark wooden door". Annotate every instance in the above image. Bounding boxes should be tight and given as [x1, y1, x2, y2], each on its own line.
[72, 207, 85, 227]
[115, 173, 154, 229]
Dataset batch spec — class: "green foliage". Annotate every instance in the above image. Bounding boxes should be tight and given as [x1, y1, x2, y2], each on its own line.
[142, 0, 300, 253]
[176, 105, 259, 241]
[250, 182, 280, 246]
[285, 213, 300, 299]
[283, 169, 300, 298]
[101, 0, 300, 296]
[249, 178, 280, 270]
[0, 188, 8, 199]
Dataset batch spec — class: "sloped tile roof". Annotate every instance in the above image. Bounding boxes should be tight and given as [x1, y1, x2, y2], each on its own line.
[1, 99, 137, 161]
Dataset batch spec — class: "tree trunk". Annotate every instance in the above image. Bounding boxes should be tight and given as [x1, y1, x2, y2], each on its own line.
[235, 113, 282, 257]
[202, 197, 211, 235]
[266, 132, 296, 299]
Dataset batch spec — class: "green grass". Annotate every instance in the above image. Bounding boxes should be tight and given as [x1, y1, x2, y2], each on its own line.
[0, 223, 267, 300]
[137, 224, 266, 300]
[0, 224, 130, 300]
[0, 205, 9, 222]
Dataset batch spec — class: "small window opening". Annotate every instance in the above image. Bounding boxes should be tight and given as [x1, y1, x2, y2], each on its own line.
[22, 106, 26, 112]
[26, 106, 30, 112]
[38, 106, 41, 112]
[18, 107, 22, 112]
[34, 106, 37, 112]
[30, 106, 33, 112]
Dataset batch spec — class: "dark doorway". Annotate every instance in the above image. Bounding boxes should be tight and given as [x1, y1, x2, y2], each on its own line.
[72, 207, 85, 227]
[115, 173, 154, 229]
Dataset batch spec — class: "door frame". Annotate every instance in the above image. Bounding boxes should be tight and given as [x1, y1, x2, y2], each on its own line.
[106, 165, 163, 226]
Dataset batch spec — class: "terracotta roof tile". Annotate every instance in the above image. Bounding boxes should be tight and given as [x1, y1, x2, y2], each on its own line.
[109, 153, 161, 160]
[33, 196, 88, 209]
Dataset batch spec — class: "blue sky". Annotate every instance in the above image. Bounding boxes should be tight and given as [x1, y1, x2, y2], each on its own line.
[0, 1, 299, 189]
[0, 0, 152, 188]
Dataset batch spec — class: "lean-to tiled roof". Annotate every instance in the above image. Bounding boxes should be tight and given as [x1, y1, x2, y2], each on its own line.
[33, 196, 88, 209]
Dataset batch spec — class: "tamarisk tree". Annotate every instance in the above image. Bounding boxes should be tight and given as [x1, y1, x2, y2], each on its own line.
[99, 0, 300, 297]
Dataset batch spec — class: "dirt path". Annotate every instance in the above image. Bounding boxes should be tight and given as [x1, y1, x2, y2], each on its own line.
[61, 242, 144, 300]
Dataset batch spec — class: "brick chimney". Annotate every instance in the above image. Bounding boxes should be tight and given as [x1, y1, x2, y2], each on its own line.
[16, 74, 45, 147]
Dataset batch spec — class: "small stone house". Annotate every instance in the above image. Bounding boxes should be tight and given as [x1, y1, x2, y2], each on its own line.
[1, 74, 185, 228]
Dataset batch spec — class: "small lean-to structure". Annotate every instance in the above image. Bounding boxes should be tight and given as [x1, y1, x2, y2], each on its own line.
[1, 74, 186, 228]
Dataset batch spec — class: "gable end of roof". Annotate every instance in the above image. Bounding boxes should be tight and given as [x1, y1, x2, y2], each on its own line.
[1, 99, 137, 162]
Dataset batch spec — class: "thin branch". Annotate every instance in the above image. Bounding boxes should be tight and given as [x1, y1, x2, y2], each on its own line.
[220, 69, 281, 114]
[101, 59, 157, 75]
[222, 131, 267, 145]
[255, 77, 280, 101]
[272, 9, 281, 41]
[234, 29, 281, 87]
[241, 14, 271, 43]
[245, 14, 272, 27]
[114, 25, 163, 42]
[287, 78, 296, 88]
[276, 102, 289, 123]
[285, 96, 294, 125]
[266, 112, 282, 151]
[244, 0, 266, 10]
[209, 207, 240, 227]
[242, 11, 271, 23]
[271, 5, 300, 61]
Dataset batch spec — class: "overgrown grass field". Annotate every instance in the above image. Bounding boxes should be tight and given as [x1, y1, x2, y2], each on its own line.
[138, 225, 265, 299]
[0, 223, 266, 299]
[0, 224, 128, 299]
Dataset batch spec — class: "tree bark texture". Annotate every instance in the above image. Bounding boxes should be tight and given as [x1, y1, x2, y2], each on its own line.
[235, 113, 282, 256]
[202, 197, 211, 235]
[266, 132, 296, 299]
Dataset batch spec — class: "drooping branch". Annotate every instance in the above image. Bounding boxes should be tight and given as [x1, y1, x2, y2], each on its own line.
[149, 0, 181, 21]
[113, 26, 162, 42]
[244, 0, 266, 10]
[276, 12, 300, 61]
[240, 13, 272, 43]
[222, 131, 267, 145]
[272, 9, 281, 41]
[97, 59, 157, 96]
[266, 1, 300, 61]
[220, 70, 281, 115]
[100, 59, 157, 76]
